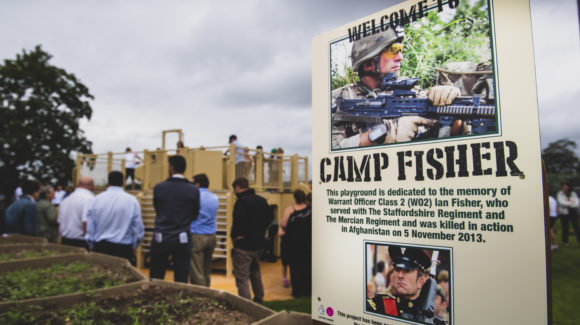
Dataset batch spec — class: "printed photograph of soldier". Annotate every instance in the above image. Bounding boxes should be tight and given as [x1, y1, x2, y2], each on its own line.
[330, 0, 496, 150]
[365, 243, 452, 325]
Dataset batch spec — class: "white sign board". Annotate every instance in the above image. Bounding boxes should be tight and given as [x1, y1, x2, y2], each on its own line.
[312, 0, 548, 324]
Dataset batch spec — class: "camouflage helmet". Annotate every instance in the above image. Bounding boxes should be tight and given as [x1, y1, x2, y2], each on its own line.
[351, 26, 405, 72]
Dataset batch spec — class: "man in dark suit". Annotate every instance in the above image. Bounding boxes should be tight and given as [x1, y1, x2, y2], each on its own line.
[150, 155, 200, 283]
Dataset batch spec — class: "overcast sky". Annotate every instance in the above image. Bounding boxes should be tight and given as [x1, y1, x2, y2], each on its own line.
[1, 0, 578, 160]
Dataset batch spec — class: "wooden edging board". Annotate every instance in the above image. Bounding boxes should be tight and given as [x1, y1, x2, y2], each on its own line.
[0, 279, 277, 323]
[0, 243, 87, 264]
[253, 310, 314, 325]
[0, 234, 47, 245]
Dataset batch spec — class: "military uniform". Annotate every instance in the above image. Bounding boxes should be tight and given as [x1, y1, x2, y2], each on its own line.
[368, 279, 443, 324]
[331, 80, 431, 150]
[331, 25, 461, 150]
[367, 287, 399, 316]
[395, 278, 440, 324]
[367, 247, 449, 324]
[331, 26, 404, 150]
[331, 83, 392, 150]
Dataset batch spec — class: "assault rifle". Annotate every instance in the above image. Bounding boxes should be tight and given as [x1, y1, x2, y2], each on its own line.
[332, 74, 496, 138]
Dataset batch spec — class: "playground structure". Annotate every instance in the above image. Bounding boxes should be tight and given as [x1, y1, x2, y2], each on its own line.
[72, 130, 310, 276]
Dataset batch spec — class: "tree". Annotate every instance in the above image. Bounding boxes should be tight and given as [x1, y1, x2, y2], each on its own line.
[542, 138, 580, 194]
[542, 138, 580, 174]
[0, 45, 93, 200]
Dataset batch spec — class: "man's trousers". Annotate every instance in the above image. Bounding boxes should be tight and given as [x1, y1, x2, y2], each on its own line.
[189, 233, 216, 286]
[232, 247, 264, 303]
[150, 236, 191, 283]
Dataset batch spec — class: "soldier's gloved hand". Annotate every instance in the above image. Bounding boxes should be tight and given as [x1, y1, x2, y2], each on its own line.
[384, 116, 435, 143]
[428, 85, 460, 106]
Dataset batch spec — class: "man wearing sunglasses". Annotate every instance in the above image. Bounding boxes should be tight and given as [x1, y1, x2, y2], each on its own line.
[331, 26, 460, 150]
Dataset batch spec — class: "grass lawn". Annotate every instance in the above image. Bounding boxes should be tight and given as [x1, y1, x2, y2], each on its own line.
[551, 224, 580, 325]
[264, 296, 311, 314]
[265, 227, 579, 324]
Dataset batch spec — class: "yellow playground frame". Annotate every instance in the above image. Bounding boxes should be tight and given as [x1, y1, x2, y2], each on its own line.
[72, 130, 310, 276]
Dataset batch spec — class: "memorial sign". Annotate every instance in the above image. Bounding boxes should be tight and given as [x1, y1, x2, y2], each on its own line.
[312, 0, 548, 324]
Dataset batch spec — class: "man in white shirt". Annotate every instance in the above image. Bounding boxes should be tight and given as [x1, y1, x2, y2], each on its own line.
[51, 185, 67, 206]
[125, 147, 142, 190]
[549, 195, 559, 250]
[228, 135, 249, 178]
[557, 181, 580, 247]
[86, 171, 144, 265]
[58, 176, 95, 249]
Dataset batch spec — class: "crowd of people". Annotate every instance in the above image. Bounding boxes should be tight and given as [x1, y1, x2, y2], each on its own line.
[2, 141, 571, 316]
[3, 173, 145, 264]
[4, 180, 67, 241]
[226, 134, 285, 186]
[2, 145, 312, 304]
[549, 180, 580, 250]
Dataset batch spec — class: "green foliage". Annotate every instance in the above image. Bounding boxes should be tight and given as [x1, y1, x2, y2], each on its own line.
[331, 62, 359, 90]
[0, 249, 61, 262]
[264, 296, 311, 314]
[401, 0, 491, 88]
[0, 45, 93, 199]
[543, 138, 580, 174]
[330, 0, 492, 90]
[1, 307, 37, 324]
[542, 138, 580, 194]
[0, 262, 126, 301]
[0, 290, 205, 325]
[330, 41, 359, 90]
[550, 224, 580, 325]
[61, 290, 200, 324]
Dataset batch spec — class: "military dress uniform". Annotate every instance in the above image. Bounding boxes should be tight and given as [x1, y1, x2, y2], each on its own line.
[368, 281, 444, 324]
[367, 287, 398, 316]
[367, 247, 448, 325]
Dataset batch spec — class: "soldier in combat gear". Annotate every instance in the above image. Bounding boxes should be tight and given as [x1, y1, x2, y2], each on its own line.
[332, 26, 461, 150]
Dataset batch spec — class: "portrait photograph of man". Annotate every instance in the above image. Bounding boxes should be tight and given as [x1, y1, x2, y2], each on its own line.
[365, 242, 452, 325]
